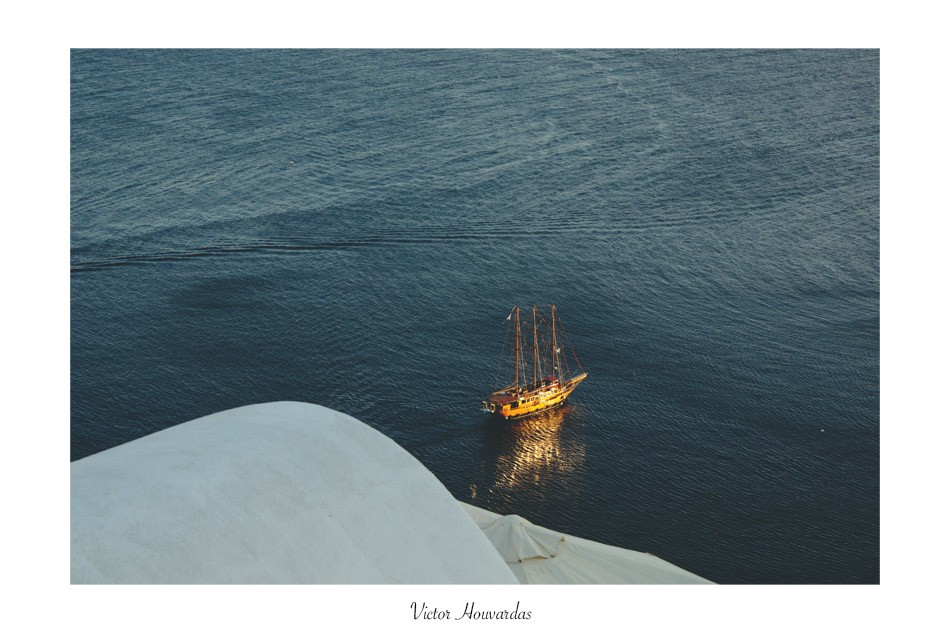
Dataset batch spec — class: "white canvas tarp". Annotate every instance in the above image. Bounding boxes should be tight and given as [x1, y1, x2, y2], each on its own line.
[461, 502, 713, 584]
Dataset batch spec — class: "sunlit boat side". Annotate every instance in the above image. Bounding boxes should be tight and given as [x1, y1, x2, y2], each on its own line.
[482, 304, 587, 420]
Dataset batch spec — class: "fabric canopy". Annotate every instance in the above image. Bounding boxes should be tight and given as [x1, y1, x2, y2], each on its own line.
[461, 502, 712, 584]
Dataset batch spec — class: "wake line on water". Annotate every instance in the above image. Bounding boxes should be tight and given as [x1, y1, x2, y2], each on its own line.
[70, 204, 769, 273]
[70, 235, 503, 272]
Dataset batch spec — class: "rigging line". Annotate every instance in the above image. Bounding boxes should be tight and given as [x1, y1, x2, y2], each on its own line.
[517, 314, 529, 390]
[493, 309, 514, 389]
[556, 311, 585, 374]
[537, 314, 551, 377]
[560, 323, 572, 379]
[532, 305, 539, 387]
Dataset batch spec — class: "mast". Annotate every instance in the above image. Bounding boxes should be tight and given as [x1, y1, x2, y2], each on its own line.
[532, 305, 539, 388]
[514, 307, 520, 393]
[551, 304, 558, 383]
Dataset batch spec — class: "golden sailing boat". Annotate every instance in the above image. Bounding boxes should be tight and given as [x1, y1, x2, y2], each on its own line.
[482, 304, 588, 420]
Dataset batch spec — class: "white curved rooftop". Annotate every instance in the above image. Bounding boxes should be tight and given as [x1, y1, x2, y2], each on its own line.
[71, 401, 517, 584]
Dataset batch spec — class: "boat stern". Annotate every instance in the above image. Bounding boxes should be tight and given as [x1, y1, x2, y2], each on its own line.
[483, 392, 518, 417]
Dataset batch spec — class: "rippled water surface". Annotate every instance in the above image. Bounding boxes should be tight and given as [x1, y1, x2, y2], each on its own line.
[71, 49, 879, 583]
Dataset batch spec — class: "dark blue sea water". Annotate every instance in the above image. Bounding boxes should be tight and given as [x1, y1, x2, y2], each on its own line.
[71, 49, 879, 584]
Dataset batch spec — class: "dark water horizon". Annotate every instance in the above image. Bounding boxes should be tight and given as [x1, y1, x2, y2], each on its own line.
[71, 49, 879, 584]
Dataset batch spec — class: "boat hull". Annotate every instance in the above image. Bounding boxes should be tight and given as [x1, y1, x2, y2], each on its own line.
[497, 398, 568, 420]
[483, 373, 587, 420]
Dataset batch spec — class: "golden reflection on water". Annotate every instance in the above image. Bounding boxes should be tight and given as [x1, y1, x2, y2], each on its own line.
[487, 405, 586, 493]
